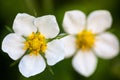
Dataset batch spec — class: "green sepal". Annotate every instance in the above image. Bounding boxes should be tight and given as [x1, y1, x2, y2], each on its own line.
[46, 33, 68, 42]
[5, 25, 13, 33]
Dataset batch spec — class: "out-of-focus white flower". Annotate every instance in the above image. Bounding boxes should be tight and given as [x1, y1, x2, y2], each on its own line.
[61, 10, 119, 77]
[2, 13, 64, 77]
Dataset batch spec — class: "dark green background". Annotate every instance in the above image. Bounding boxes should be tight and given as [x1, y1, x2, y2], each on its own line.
[0, 0, 120, 80]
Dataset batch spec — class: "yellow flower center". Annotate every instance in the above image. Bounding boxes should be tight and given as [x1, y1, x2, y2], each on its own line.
[76, 30, 95, 51]
[23, 32, 47, 55]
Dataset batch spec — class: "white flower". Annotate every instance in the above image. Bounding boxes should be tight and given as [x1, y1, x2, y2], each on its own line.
[61, 10, 119, 77]
[2, 13, 64, 77]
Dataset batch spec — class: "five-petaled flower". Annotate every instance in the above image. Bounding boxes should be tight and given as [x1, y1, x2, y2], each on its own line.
[61, 10, 119, 77]
[2, 13, 64, 77]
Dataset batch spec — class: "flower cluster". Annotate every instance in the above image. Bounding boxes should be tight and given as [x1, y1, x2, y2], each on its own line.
[2, 10, 119, 78]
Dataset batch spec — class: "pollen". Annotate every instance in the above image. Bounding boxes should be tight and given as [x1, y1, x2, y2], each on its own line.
[76, 30, 95, 51]
[23, 32, 47, 56]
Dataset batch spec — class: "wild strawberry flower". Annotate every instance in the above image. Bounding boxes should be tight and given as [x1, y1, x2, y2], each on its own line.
[2, 13, 64, 77]
[61, 10, 119, 77]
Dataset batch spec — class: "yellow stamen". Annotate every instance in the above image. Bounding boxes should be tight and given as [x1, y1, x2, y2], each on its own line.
[23, 32, 47, 56]
[76, 30, 95, 51]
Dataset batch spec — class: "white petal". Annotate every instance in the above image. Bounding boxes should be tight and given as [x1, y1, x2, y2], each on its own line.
[13, 13, 37, 36]
[45, 40, 64, 65]
[63, 10, 86, 34]
[34, 15, 59, 38]
[94, 32, 119, 59]
[87, 10, 112, 34]
[60, 35, 76, 58]
[2, 33, 25, 60]
[72, 50, 97, 77]
[19, 54, 46, 77]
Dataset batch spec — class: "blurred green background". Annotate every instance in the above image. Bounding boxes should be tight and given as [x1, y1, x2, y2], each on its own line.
[0, 0, 120, 80]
